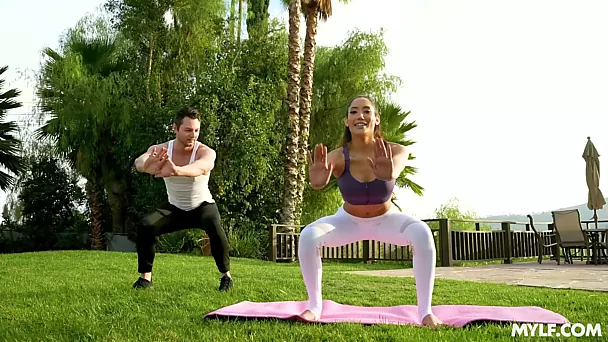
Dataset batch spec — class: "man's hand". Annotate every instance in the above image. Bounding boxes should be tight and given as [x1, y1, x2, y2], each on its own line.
[171, 146, 215, 177]
[154, 158, 179, 178]
[143, 147, 168, 175]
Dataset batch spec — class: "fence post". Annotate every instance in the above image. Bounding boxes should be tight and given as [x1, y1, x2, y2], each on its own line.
[269, 224, 277, 262]
[290, 225, 299, 262]
[439, 219, 453, 267]
[502, 222, 512, 264]
[363, 240, 370, 264]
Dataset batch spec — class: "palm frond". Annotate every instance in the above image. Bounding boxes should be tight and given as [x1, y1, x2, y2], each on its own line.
[396, 173, 424, 196]
[0, 65, 24, 189]
[376, 101, 423, 195]
[0, 66, 23, 113]
[281, 0, 352, 21]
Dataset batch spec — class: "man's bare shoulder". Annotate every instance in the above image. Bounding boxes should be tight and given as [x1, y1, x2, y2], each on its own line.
[195, 143, 216, 158]
[147, 141, 169, 152]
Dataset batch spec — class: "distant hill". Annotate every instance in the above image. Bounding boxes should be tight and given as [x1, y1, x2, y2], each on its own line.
[480, 198, 608, 231]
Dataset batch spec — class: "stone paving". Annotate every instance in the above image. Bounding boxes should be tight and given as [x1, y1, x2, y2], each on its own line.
[346, 261, 608, 292]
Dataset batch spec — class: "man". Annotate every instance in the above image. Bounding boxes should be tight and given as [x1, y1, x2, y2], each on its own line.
[132, 107, 233, 292]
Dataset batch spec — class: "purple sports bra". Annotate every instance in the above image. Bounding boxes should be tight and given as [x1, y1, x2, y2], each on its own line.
[337, 144, 395, 205]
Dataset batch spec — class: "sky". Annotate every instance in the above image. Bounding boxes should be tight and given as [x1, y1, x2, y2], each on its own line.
[1, 0, 608, 220]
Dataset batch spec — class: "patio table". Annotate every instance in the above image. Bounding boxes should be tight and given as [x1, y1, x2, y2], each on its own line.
[582, 228, 608, 265]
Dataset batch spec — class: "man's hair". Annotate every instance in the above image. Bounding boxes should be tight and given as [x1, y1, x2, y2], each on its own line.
[173, 107, 201, 127]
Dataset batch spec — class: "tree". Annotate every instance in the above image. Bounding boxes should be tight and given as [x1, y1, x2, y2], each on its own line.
[36, 16, 132, 249]
[280, 0, 303, 226]
[0, 66, 23, 191]
[105, 0, 172, 102]
[15, 153, 87, 252]
[431, 197, 491, 231]
[246, 0, 270, 40]
[37, 2, 228, 249]
[294, 0, 351, 225]
[193, 19, 289, 232]
[230, 0, 237, 40]
[279, 0, 353, 226]
[0, 129, 88, 253]
[374, 102, 422, 194]
[237, 0, 246, 43]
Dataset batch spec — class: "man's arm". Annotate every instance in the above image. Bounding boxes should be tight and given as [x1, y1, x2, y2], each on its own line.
[134, 146, 154, 173]
[134, 144, 165, 173]
[175, 145, 216, 177]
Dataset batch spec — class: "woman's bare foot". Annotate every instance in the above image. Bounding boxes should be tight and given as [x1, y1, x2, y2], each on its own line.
[300, 309, 319, 321]
[422, 314, 443, 327]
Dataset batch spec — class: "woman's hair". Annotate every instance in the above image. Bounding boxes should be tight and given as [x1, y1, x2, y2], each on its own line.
[340, 95, 383, 146]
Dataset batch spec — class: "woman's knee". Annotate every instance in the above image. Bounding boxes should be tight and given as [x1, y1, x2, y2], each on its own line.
[405, 221, 435, 252]
[299, 224, 320, 245]
[298, 222, 332, 251]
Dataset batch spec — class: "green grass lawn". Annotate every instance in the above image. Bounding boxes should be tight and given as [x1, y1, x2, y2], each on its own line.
[0, 251, 605, 341]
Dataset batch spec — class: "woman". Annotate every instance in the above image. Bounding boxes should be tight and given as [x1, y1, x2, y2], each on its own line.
[298, 96, 442, 327]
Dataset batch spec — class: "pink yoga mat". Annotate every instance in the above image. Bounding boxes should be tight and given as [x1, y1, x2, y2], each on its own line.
[204, 300, 569, 327]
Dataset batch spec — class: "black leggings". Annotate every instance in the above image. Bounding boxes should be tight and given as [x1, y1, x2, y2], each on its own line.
[136, 201, 230, 274]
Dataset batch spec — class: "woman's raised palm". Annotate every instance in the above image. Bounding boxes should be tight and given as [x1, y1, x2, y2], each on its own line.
[307, 144, 334, 188]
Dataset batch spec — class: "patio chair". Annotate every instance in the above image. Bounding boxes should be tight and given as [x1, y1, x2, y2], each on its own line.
[551, 209, 591, 264]
[526, 215, 559, 264]
[597, 230, 608, 264]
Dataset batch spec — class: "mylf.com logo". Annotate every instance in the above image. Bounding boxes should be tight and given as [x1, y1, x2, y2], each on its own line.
[512, 323, 602, 337]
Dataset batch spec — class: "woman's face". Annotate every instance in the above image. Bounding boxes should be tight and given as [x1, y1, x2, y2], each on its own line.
[345, 97, 379, 137]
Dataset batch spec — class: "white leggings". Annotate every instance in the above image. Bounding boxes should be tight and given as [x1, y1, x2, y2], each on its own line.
[298, 205, 437, 322]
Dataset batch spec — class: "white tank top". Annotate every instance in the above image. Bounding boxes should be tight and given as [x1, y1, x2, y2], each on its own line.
[163, 140, 215, 211]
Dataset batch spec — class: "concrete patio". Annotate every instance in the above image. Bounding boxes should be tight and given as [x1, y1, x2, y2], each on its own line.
[346, 261, 608, 292]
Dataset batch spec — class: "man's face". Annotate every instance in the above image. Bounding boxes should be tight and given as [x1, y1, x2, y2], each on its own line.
[173, 117, 200, 148]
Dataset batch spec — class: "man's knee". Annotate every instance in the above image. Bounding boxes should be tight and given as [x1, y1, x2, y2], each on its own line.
[137, 211, 166, 241]
[204, 219, 228, 244]
[141, 209, 168, 228]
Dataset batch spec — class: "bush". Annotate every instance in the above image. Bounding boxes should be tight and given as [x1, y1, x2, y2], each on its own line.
[227, 228, 268, 259]
[156, 229, 204, 254]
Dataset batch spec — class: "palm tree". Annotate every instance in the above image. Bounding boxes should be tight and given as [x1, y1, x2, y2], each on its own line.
[36, 32, 128, 250]
[237, 0, 246, 43]
[0, 66, 23, 191]
[280, 0, 351, 223]
[375, 102, 423, 195]
[230, 0, 237, 40]
[280, 0, 303, 226]
[246, 0, 270, 40]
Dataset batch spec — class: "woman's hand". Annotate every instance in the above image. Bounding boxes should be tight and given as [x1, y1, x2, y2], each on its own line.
[307, 144, 334, 189]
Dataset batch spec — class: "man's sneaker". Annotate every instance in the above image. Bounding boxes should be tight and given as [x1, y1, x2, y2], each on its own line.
[132, 277, 152, 289]
[219, 275, 233, 292]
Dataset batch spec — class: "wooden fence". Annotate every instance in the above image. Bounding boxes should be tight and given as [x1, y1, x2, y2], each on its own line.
[268, 218, 592, 266]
